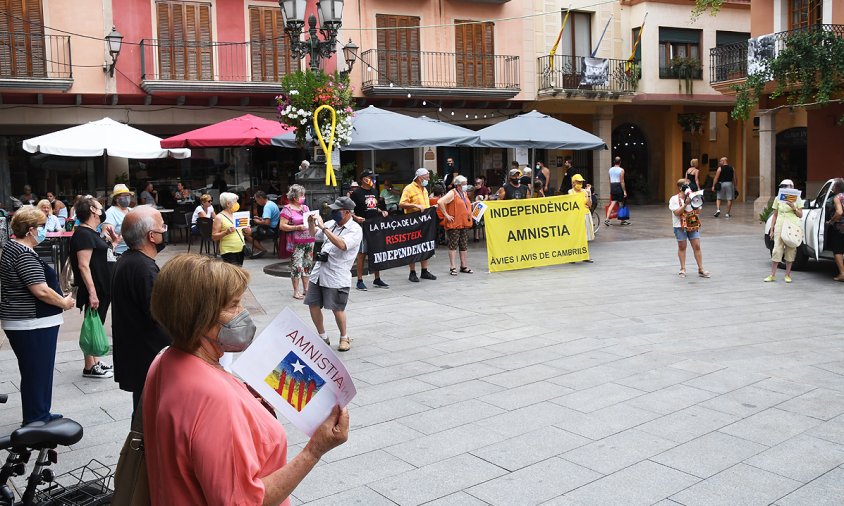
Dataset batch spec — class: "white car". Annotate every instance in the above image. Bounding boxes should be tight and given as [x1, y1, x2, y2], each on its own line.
[764, 178, 839, 269]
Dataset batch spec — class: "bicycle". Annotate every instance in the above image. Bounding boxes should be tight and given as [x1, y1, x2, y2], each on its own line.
[0, 394, 113, 505]
[590, 191, 601, 236]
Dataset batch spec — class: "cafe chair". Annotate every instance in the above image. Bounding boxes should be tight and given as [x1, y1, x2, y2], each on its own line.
[169, 211, 190, 243]
[196, 217, 218, 257]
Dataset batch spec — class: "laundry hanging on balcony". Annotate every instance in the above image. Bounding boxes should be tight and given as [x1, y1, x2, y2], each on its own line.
[580, 58, 609, 87]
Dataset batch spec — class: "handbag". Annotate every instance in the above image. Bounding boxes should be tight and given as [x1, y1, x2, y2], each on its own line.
[781, 219, 804, 248]
[618, 204, 630, 220]
[79, 307, 110, 356]
[113, 398, 150, 505]
[278, 230, 293, 259]
[605, 203, 618, 220]
[59, 258, 75, 295]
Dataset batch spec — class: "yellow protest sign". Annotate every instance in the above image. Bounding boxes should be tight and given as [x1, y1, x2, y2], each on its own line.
[484, 194, 589, 272]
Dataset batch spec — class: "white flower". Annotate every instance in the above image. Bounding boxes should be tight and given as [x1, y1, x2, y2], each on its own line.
[290, 90, 299, 95]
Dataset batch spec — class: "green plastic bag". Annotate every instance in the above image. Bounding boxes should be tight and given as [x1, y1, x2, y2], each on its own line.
[79, 307, 110, 356]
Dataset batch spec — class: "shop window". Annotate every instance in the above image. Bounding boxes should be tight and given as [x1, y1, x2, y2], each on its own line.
[375, 14, 420, 87]
[249, 6, 298, 82]
[0, 0, 46, 78]
[658, 27, 702, 79]
[156, 1, 213, 80]
[455, 20, 495, 88]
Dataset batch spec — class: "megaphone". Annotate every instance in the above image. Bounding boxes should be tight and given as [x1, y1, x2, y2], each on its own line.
[684, 189, 705, 210]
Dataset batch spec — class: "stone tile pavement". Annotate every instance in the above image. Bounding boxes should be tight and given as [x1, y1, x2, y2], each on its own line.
[1, 203, 843, 504]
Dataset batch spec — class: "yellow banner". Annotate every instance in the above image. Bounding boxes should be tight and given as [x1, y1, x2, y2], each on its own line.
[484, 194, 589, 272]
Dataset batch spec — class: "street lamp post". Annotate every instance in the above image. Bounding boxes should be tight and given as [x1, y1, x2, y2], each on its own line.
[280, 0, 354, 73]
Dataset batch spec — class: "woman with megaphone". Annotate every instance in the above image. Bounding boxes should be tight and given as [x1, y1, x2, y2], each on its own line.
[669, 178, 711, 279]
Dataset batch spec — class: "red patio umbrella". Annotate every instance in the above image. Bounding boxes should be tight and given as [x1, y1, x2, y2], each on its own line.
[160, 114, 293, 148]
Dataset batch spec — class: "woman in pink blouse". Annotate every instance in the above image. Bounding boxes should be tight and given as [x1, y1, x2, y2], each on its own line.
[144, 254, 348, 505]
[279, 184, 315, 299]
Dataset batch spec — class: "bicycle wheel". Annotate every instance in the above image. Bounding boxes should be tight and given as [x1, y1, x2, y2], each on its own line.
[592, 209, 601, 235]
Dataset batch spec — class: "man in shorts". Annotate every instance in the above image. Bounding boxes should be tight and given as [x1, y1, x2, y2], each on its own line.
[305, 196, 362, 351]
[711, 156, 737, 218]
[351, 169, 389, 290]
[249, 191, 279, 258]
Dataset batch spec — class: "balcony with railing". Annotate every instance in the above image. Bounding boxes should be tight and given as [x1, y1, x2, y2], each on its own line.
[140, 39, 299, 94]
[0, 32, 72, 90]
[359, 49, 520, 99]
[710, 24, 844, 85]
[537, 55, 639, 95]
[658, 66, 704, 80]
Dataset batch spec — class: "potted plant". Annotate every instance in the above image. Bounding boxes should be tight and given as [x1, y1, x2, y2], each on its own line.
[276, 70, 355, 148]
[670, 57, 702, 95]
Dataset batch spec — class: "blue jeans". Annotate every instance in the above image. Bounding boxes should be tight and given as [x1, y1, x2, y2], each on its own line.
[6, 326, 60, 425]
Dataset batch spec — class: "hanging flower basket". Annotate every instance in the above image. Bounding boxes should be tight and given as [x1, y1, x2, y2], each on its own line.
[678, 113, 706, 134]
[276, 70, 355, 147]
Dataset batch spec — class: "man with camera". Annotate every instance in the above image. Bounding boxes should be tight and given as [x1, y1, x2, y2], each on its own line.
[669, 178, 711, 279]
[305, 196, 362, 352]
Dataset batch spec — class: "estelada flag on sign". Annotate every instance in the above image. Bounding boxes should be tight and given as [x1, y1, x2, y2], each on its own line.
[232, 308, 356, 436]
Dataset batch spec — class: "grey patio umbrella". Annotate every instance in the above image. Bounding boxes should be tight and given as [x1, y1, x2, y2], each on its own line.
[476, 110, 607, 150]
[271, 106, 480, 150]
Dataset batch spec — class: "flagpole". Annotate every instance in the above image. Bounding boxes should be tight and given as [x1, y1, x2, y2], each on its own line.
[591, 15, 613, 58]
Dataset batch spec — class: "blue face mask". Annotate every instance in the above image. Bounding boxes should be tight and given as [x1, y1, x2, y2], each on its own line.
[34, 226, 46, 245]
[331, 210, 343, 223]
[421, 180, 429, 187]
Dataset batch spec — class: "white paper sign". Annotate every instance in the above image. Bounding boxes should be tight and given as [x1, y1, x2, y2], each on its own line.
[232, 211, 251, 229]
[231, 308, 356, 436]
[515, 148, 529, 166]
[777, 188, 801, 203]
[303, 210, 320, 223]
[471, 201, 487, 223]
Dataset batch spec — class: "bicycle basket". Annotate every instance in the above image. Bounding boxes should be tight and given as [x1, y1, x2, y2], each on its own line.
[34, 459, 113, 505]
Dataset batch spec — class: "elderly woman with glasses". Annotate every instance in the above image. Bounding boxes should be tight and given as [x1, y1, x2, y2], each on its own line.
[765, 179, 804, 283]
[437, 175, 474, 275]
[36, 199, 63, 232]
[0, 206, 75, 424]
[69, 196, 116, 379]
[142, 254, 348, 505]
[279, 184, 315, 299]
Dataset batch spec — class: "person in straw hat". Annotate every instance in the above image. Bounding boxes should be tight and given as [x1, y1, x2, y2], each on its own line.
[104, 184, 135, 256]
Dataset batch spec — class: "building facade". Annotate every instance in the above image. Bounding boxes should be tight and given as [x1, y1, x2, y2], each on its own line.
[710, 0, 844, 212]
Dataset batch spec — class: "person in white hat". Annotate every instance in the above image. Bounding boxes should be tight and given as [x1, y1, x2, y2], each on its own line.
[399, 169, 437, 282]
[104, 184, 135, 256]
[765, 178, 803, 283]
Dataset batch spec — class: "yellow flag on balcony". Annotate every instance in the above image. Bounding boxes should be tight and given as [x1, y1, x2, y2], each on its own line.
[549, 8, 571, 71]
[626, 13, 647, 75]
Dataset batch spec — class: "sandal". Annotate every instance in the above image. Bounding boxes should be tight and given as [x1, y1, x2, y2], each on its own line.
[698, 270, 711, 278]
[678, 270, 686, 278]
[460, 267, 474, 274]
[293, 291, 304, 299]
[449, 268, 458, 276]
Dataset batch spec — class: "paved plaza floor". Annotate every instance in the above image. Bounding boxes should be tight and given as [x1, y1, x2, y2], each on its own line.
[2, 203, 844, 504]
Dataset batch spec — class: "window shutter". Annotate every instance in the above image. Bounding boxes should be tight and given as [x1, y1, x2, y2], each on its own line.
[156, 1, 212, 80]
[455, 20, 494, 88]
[0, 0, 45, 77]
[250, 6, 296, 82]
[376, 14, 419, 87]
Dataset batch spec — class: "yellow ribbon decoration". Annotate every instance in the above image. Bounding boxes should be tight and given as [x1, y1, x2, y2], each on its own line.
[313, 104, 338, 187]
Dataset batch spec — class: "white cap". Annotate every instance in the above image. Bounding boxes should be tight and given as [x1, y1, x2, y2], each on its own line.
[779, 179, 794, 187]
[415, 168, 429, 178]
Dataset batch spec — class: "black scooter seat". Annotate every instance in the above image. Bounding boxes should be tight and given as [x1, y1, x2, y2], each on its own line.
[11, 418, 83, 448]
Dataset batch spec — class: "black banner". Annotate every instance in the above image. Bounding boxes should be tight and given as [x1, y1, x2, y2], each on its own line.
[364, 208, 438, 271]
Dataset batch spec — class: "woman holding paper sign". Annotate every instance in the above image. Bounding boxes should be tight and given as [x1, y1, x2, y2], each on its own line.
[765, 179, 804, 283]
[143, 254, 349, 505]
[213, 192, 251, 266]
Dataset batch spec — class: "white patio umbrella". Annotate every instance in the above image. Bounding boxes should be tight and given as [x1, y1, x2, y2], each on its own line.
[23, 117, 191, 159]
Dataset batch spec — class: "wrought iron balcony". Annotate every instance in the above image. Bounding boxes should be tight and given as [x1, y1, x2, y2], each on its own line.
[359, 49, 520, 99]
[0, 31, 72, 90]
[537, 55, 639, 95]
[710, 24, 844, 84]
[139, 39, 298, 94]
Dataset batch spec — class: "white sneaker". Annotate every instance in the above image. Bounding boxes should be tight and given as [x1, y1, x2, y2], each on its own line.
[83, 363, 113, 379]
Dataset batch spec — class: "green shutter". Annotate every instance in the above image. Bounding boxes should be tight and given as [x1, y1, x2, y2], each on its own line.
[658, 27, 700, 44]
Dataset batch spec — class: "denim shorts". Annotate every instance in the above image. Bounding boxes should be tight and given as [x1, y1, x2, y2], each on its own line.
[674, 227, 700, 241]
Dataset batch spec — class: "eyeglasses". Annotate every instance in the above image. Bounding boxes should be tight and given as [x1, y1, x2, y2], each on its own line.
[151, 224, 168, 234]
